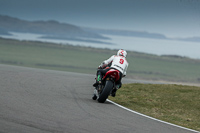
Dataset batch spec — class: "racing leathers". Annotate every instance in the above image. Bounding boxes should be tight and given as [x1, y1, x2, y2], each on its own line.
[100, 55, 128, 76]
[94, 55, 129, 90]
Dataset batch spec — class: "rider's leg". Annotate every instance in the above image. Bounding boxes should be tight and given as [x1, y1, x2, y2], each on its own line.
[93, 69, 103, 87]
[93, 68, 111, 87]
[111, 72, 123, 97]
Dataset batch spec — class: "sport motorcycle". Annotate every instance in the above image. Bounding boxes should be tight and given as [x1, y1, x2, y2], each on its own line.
[92, 68, 120, 103]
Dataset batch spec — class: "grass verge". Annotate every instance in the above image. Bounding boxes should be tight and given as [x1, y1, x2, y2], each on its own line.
[109, 83, 200, 131]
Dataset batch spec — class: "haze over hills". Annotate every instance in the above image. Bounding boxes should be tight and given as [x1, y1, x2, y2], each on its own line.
[83, 28, 200, 43]
[83, 28, 167, 39]
[0, 15, 108, 39]
[1, 0, 200, 59]
[0, 15, 116, 44]
[1, 14, 200, 43]
[1, 0, 200, 39]
[0, 14, 167, 40]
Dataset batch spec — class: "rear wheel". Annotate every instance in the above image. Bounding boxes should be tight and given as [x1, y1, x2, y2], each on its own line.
[98, 80, 113, 103]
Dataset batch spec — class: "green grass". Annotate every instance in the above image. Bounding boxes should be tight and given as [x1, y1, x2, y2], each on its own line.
[0, 38, 107, 73]
[127, 53, 200, 83]
[109, 83, 200, 131]
[1, 37, 200, 84]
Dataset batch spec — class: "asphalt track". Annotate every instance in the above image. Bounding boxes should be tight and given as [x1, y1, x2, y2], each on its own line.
[0, 64, 199, 133]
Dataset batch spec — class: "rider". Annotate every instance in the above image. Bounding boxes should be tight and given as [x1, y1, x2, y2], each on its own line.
[93, 49, 129, 97]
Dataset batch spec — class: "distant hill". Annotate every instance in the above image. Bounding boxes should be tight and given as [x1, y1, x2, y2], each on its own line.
[1, 15, 200, 43]
[83, 28, 200, 43]
[0, 15, 109, 40]
[83, 28, 167, 39]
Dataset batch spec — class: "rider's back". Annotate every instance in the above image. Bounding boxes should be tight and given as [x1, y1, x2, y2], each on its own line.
[110, 55, 128, 76]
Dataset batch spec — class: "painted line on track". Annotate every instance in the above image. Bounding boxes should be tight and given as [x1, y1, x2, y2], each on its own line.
[107, 99, 200, 133]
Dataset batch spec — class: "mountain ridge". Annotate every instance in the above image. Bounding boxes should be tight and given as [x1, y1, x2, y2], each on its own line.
[0, 14, 200, 43]
[0, 14, 109, 40]
[83, 27, 167, 40]
[83, 27, 200, 43]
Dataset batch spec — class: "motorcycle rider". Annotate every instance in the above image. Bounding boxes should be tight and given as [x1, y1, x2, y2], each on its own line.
[93, 49, 129, 97]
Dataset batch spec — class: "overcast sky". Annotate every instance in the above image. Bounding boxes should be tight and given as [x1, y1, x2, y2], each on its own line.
[0, 0, 200, 38]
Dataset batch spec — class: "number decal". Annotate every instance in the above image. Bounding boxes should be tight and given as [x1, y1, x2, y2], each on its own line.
[119, 59, 124, 64]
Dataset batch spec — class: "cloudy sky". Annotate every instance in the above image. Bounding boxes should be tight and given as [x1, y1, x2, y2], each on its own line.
[0, 0, 200, 38]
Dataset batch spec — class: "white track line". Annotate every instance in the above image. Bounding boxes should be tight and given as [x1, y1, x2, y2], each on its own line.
[107, 99, 200, 133]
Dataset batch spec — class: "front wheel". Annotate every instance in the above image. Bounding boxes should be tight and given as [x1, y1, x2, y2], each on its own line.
[98, 80, 113, 103]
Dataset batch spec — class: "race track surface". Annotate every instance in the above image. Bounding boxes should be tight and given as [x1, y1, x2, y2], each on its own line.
[0, 64, 198, 133]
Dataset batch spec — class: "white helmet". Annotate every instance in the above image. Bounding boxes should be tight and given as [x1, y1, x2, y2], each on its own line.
[117, 49, 127, 57]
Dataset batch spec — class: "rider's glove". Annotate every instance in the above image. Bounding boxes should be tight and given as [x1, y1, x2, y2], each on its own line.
[98, 65, 102, 69]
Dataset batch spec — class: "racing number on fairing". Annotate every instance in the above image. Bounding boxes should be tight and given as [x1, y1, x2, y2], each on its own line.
[119, 59, 124, 64]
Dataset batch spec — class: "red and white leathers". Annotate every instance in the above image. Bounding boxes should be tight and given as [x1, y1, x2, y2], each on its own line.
[100, 55, 128, 76]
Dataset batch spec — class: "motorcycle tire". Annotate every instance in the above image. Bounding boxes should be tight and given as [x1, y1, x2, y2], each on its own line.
[98, 80, 113, 103]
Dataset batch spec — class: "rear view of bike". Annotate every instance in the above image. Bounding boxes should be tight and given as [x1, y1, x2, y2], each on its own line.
[92, 69, 120, 103]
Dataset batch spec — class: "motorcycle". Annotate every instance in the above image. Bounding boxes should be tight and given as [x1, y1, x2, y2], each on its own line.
[92, 68, 120, 103]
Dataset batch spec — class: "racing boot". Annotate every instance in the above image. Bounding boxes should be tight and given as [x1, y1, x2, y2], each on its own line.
[111, 88, 117, 97]
[92, 93, 97, 100]
[111, 83, 121, 97]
